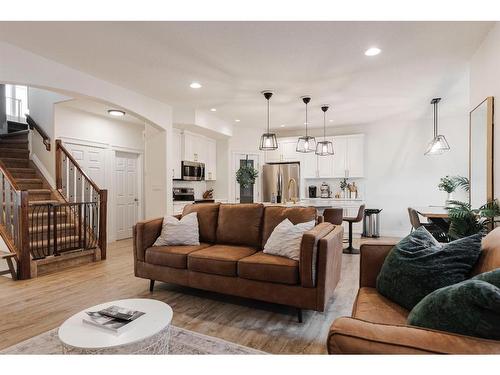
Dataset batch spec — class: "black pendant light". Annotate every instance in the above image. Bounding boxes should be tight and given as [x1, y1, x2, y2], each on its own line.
[424, 97, 450, 155]
[315, 104, 334, 156]
[259, 90, 278, 151]
[296, 96, 316, 153]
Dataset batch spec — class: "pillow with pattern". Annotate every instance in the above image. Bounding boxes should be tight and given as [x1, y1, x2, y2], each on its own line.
[263, 218, 315, 260]
[153, 212, 200, 246]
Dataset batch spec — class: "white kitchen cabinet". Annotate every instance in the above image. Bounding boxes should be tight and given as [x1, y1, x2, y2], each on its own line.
[301, 152, 318, 178]
[317, 137, 335, 178]
[346, 134, 364, 178]
[332, 134, 364, 178]
[172, 128, 182, 179]
[183, 132, 197, 162]
[265, 138, 300, 162]
[206, 138, 217, 181]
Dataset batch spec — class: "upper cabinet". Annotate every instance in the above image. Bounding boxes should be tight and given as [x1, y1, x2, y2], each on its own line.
[265, 138, 301, 163]
[172, 128, 182, 179]
[175, 130, 217, 181]
[333, 134, 364, 178]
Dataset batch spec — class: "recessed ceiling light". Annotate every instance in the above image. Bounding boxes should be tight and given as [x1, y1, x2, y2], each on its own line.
[108, 109, 125, 117]
[235, 119, 241, 123]
[280, 124, 286, 127]
[365, 47, 381, 56]
[329, 119, 334, 122]
[190, 82, 202, 89]
[210, 108, 217, 112]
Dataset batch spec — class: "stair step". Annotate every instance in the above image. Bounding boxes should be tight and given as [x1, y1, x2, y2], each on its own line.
[0, 130, 29, 140]
[16, 178, 44, 189]
[28, 200, 60, 206]
[7, 121, 28, 133]
[8, 167, 37, 178]
[28, 211, 67, 224]
[1, 157, 29, 168]
[0, 140, 29, 149]
[30, 235, 82, 249]
[0, 148, 29, 159]
[29, 222, 77, 234]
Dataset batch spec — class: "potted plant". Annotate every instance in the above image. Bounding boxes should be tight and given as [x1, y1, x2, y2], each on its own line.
[447, 199, 500, 240]
[339, 178, 348, 198]
[236, 157, 259, 189]
[438, 175, 469, 203]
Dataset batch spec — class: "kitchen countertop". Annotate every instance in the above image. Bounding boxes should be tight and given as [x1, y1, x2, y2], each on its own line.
[263, 199, 364, 208]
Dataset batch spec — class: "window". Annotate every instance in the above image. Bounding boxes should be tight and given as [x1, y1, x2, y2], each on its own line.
[5, 84, 29, 122]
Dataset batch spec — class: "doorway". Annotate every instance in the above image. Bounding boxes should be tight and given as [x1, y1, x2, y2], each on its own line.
[233, 153, 260, 203]
[115, 151, 140, 240]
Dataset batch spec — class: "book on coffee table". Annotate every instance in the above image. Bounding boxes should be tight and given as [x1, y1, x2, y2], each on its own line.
[82, 305, 145, 334]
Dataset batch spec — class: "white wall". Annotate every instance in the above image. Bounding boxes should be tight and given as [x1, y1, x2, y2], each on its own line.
[470, 21, 500, 200]
[144, 123, 168, 218]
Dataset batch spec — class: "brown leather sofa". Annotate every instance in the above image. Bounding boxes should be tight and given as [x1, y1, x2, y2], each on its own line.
[133, 203, 344, 321]
[327, 229, 500, 354]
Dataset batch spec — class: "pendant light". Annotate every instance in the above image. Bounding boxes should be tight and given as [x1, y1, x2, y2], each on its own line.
[315, 104, 334, 156]
[259, 90, 278, 151]
[296, 96, 316, 153]
[424, 98, 450, 155]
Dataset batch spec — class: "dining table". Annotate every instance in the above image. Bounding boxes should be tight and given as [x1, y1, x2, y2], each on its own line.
[413, 206, 449, 219]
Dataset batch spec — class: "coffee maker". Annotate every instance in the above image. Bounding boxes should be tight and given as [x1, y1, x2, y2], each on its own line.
[308, 186, 317, 198]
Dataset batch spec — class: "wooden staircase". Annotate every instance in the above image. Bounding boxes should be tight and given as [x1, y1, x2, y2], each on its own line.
[0, 119, 107, 279]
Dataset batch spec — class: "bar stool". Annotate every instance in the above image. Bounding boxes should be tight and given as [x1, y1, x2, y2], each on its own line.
[343, 204, 365, 254]
[323, 208, 343, 225]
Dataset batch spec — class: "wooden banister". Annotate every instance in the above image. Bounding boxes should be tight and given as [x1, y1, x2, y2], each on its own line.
[26, 115, 51, 151]
[0, 161, 20, 191]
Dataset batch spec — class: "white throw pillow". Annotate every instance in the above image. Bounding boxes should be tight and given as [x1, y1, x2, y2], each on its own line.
[263, 218, 315, 260]
[153, 212, 200, 246]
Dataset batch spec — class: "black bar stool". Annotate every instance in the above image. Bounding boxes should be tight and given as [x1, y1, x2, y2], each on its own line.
[343, 204, 365, 254]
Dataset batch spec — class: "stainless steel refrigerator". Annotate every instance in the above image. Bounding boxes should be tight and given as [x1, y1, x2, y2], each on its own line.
[262, 162, 300, 203]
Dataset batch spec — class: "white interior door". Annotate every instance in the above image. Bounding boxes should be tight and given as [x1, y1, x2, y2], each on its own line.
[66, 143, 105, 187]
[115, 151, 139, 240]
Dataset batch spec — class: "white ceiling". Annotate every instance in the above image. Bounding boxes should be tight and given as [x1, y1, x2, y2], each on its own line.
[0, 22, 493, 130]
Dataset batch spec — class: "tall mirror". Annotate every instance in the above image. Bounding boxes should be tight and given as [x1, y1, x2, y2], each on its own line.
[469, 97, 494, 208]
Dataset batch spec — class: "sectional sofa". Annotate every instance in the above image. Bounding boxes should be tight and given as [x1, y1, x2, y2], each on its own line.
[133, 203, 344, 321]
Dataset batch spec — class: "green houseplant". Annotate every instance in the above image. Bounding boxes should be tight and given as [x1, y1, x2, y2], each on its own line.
[446, 199, 500, 240]
[236, 159, 259, 188]
[438, 175, 469, 202]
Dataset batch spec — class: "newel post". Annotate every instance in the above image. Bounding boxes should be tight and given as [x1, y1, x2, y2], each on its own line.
[18, 191, 31, 279]
[99, 189, 108, 260]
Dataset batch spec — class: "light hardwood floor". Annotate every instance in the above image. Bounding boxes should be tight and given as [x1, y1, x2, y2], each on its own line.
[0, 236, 398, 354]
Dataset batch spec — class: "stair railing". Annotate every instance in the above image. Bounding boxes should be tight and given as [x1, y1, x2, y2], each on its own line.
[26, 115, 51, 151]
[55, 140, 107, 259]
[0, 162, 30, 279]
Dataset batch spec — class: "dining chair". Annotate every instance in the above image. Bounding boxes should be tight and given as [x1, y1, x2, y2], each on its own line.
[407, 207, 448, 242]
[343, 204, 365, 254]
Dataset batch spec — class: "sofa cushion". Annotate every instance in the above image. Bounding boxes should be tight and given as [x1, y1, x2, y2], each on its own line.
[353, 287, 409, 326]
[182, 203, 220, 243]
[238, 252, 299, 285]
[261, 206, 317, 248]
[376, 227, 483, 310]
[263, 218, 315, 260]
[216, 203, 264, 248]
[188, 245, 257, 276]
[145, 243, 212, 269]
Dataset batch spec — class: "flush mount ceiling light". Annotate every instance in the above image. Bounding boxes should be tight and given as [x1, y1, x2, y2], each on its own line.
[365, 47, 381, 56]
[190, 82, 202, 89]
[424, 98, 450, 156]
[259, 90, 278, 151]
[316, 105, 334, 156]
[107, 109, 125, 117]
[296, 96, 316, 153]
[210, 108, 217, 112]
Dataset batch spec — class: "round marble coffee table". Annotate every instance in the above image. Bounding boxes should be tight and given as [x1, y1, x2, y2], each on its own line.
[58, 298, 173, 354]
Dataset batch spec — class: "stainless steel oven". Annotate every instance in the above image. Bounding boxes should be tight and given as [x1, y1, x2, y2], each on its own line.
[181, 161, 205, 181]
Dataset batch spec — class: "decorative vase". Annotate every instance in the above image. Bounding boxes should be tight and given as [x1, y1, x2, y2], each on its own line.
[446, 192, 454, 204]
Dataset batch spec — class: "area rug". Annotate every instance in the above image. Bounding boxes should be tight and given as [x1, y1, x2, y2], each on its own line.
[1, 325, 265, 355]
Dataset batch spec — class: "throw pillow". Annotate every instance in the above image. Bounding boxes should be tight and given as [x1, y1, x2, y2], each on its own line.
[376, 227, 482, 310]
[407, 269, 500, 340]
[263, 218, 315, 260]
[153, 212, 200, 246]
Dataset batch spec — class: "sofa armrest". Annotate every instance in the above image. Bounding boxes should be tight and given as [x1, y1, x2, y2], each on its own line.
[133, 217, 164, 262]
[327, 317, 500, 354]
[315, 225, 344, 310]
[359, 242, 397, 288]
[300, 222, 334, 288]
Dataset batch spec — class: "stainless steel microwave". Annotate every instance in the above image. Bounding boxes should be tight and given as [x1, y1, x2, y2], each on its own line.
[181, 161, 205, 181]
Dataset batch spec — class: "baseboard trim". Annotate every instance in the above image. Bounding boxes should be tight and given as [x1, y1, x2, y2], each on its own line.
[30, 153, 55, 188]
